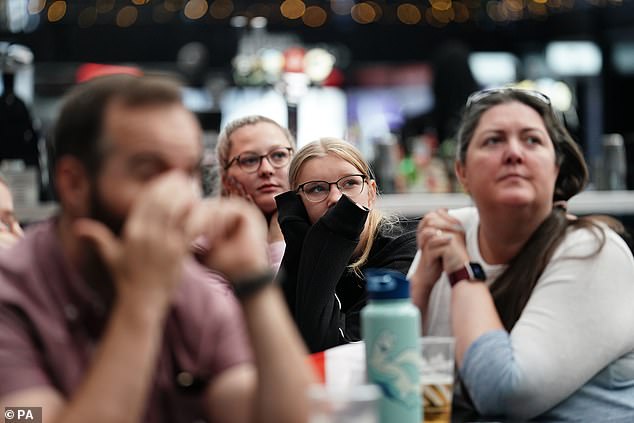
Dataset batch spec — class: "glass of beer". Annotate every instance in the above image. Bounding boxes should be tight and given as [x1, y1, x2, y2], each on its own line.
[420, 337, 455, 423]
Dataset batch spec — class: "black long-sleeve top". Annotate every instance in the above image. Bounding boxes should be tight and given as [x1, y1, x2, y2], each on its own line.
[276, 191, 418, 353]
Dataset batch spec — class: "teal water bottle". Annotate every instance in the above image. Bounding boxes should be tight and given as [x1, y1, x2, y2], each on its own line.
[362, 269, 422, 423]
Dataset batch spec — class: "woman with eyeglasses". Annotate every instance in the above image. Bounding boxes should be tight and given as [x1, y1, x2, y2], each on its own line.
[408, 88, 634, 420]
[216, 115, 295, 271]
[276, 138, 418, 353]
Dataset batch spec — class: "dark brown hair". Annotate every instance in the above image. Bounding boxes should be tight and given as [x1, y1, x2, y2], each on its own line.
[457, 89, 620, 330]
[52, 74, 184, 176]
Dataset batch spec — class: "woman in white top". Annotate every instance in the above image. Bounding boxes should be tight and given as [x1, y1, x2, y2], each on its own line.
[408, 88, 634, 421]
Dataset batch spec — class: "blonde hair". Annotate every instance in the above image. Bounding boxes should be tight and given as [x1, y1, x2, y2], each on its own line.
[216, 115, 295, 196]
[289, 137, 392, 276]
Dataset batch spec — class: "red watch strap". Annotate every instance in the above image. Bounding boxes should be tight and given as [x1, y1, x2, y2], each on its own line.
[448, 267, 471, 287]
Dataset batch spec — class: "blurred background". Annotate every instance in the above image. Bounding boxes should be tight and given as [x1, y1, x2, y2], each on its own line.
[1, 0, 634, 220]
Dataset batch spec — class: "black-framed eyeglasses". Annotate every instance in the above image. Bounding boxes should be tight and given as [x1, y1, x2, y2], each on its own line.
[466, 88, 552, 110]
[296, 174, 367, 203]
[225, 147, 293, 174]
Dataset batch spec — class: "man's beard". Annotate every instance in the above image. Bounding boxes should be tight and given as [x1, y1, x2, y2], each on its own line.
[89, 185, 126, 237]
[79, 186, 127, 310]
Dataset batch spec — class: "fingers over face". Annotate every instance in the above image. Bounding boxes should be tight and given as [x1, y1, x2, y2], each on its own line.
[185, 198, 270, 278]
[186, 197, 266, 243]
[222, 175, 249, 198]
[125, 171, 199, 238]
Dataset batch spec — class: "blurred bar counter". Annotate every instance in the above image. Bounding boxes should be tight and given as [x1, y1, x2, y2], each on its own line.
[15, 202, 58, 224]
[378, 190, 634, 217]
[15, 191, 634, 224]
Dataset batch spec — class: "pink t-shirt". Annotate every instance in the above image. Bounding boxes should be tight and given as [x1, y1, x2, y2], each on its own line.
[268, 240, 285, 274]
[0, 219, 252, 422]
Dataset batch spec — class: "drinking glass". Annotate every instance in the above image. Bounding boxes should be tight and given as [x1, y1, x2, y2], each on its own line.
[420, 337, 455, 423]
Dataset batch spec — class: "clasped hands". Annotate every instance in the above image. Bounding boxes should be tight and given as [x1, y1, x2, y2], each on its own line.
[410, 209, 470, 302]
[74, 171, 270, 308]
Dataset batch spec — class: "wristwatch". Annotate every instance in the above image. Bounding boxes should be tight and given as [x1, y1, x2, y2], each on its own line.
[448, 262, 486, 287]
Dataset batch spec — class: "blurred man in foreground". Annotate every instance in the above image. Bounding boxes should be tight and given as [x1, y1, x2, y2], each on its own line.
[0, 75, 313, 423]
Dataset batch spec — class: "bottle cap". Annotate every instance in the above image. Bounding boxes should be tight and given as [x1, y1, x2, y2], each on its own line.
[365, 268, 410, 300]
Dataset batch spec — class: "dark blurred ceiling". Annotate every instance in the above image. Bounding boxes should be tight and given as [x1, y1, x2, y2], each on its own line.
[3, 0, 634, 134]
[2, 0, 634, 66]
[2, 1, 634, 151]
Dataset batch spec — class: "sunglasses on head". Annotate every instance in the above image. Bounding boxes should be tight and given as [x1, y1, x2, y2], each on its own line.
[466, 88, 552, 110]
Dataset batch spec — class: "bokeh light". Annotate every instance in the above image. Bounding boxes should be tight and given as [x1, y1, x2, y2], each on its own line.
[367, 1, 383, 21]
[280, 0, 306, 19]
[116, 5, 138, 27]
[184, 0, 209, 19]
[303, 6, 328, 27]
[331, 0, 353, 15]
[47, 1, 67, 22]
[430, 0, 453, 11]
[209, 0, 233, 19]
[27, 0, 46, 15]
[351, 2, 376, 24]
[432, 6, 455, 22]
[453, 2, 470, 22]
[504, 0, 524, 12]
[397, 3, 422, 24]
[528, 1, 548, 15]
[425, 6, 446, 26]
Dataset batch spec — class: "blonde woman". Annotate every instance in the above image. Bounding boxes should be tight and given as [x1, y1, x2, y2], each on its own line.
[276, 138, 418, 353]
[216, 115, 295, 270]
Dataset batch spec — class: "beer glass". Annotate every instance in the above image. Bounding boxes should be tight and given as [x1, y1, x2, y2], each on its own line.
[420, 337, 455, 423]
